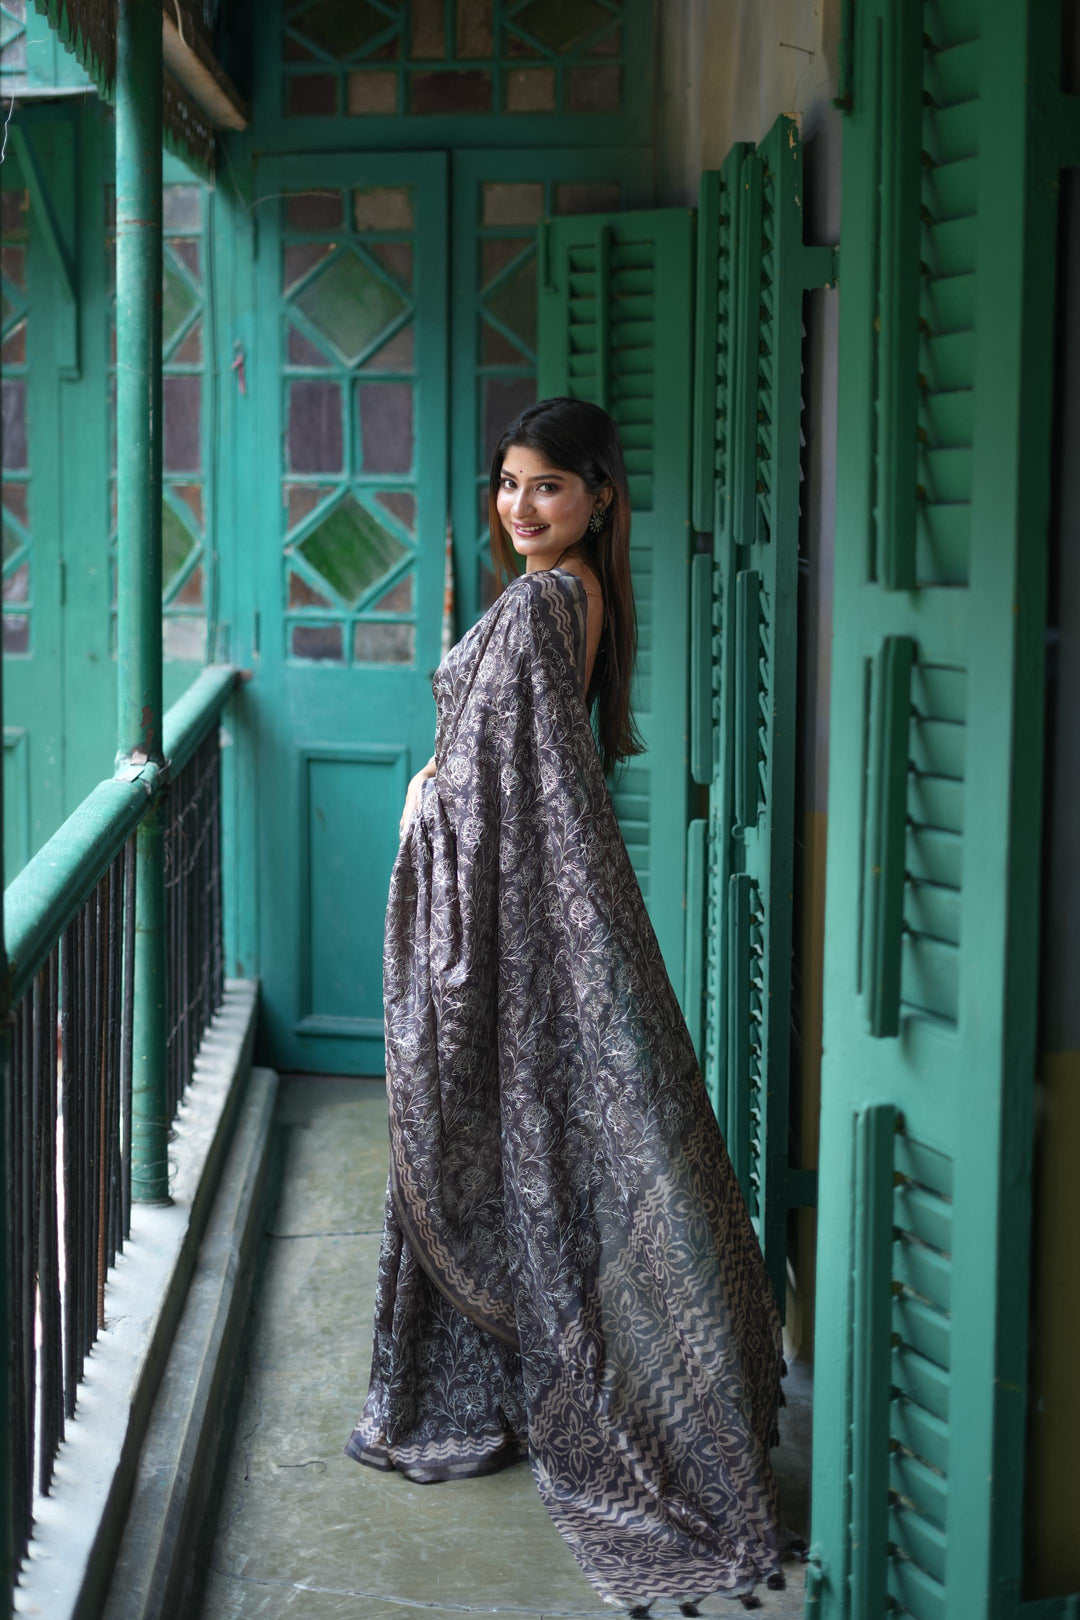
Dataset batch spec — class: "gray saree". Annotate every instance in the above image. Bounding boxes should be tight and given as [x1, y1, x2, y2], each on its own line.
[346, 567, 785, 1607]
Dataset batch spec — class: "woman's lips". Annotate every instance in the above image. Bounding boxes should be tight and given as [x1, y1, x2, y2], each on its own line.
[513, 523, 549, 537]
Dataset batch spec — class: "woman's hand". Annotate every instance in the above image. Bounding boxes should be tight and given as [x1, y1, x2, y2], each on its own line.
[399, 756, 436, 840]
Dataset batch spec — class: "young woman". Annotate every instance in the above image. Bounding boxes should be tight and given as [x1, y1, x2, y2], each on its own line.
[346, 398, 787, 1611]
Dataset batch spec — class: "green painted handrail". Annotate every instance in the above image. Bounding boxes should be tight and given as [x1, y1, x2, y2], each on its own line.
[162, 665, 240, 774]
[3, 666, 239, 1011]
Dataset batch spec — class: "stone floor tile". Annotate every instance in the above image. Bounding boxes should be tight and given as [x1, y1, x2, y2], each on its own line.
[200, 1081, 810, 1620]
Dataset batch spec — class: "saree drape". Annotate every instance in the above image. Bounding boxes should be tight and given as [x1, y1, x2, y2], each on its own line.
[346, 567, 785, 1606]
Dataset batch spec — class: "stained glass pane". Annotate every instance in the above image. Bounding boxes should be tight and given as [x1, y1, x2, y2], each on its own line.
[169, 239, 200, 281]
[172, 320, 203, 365]
[482, 320, 528, 365]
[556, 182, 621, 215]
[357, 382, 414, 473]
[286, 483, 336, 530]
[284, 240, 334, 291]
[295, 251, 408, 361]
[174, 565, 205, 606]
[288, 325, 331, 367]
[409, 69, 492, 113]
[287, 73, 339, 115]
[162, 501, 198, 589]
[354, 622, 415, 663]
[589, 24, 622, 54]
[173, 483, 203, 528]
[482, 237, 531, 284]
[2, 381, 27, 470]
[568, 65, 621, 111]
[287, 381, 343, 473]
[0, 317, 25, 366]
[484, 254, 537, 351]
[371, 573, 414, 611]
[295, 0, 388, 57]
[163, 376, 201, 473]
[482, 183, 543, 226]
[360, 323, 414, 372]
[354, 187, 414, 230]
[286, 190, 343, 231]
[506, 32, 541, 57]
[376, 490, 416, 533]
[2, 563, 29, 603]
[3, 615, 29, 655]
[506, 68, 555, 111]
[163, 617, 206, 660]
[0, 190, 27, 235]
[298, 494, 407, 603]
[1, 244, 26, 288]
[410, 0, 445, 58]
[163, 263, 198, 348]
[369, 241, 413, 289]
[517, 0, 609, 52]
[288, 569, 333, 608]
[484, 375, 536, 467]
[2, 483, 28, 526]
[291, 623, 343, 661]
[163, 186, 201, 231]
[457, 0, 494, 57]
[283, 30, 317, 60]
[347, 70, 398, 114]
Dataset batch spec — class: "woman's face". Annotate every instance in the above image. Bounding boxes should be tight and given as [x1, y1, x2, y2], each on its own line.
[496, 444, 610, 573]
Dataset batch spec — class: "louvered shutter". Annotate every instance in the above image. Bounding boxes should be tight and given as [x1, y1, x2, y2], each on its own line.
[537, 209, 695, 998]
[808, 6, 1068, 1617]
[692, 121, 833, 1312]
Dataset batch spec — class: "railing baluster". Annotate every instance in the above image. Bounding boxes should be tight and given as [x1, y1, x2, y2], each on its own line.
[2, 674, 233, 1593]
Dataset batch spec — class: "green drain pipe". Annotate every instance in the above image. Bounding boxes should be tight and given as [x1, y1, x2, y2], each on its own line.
[115, 0, 168, 1205]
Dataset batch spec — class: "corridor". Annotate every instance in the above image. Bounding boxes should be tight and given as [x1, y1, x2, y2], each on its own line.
[197, 1078, 811, 1620]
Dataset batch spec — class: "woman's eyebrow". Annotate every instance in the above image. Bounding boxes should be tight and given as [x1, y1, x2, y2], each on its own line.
[500, 469, 565, 481]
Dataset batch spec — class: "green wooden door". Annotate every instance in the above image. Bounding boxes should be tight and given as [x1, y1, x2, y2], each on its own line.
[1, 125, 69, 879]
[536, 206, 695, 998]
[690, 121, 833, 1313]
[808, 5, 1069, 1616]
[253, 152, 448, 1074]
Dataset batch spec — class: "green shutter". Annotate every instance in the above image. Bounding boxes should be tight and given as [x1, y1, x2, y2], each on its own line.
[537, 206, 695, 997]
[808, 6, 1072, 1617]
[695, 120, 833, 1312]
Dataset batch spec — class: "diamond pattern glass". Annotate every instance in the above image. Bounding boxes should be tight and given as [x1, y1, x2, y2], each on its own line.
[516, 0, 610, 52]
[298, 495, 408, 604]
[294, 0, 388, 58]
[295, 251, 408, 361]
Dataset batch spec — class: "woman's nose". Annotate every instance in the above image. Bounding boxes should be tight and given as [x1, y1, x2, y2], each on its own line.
[511, 490, 535, 518]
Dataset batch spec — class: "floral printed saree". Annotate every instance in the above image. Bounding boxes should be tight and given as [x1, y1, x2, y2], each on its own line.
[346, 566, 785, 1607]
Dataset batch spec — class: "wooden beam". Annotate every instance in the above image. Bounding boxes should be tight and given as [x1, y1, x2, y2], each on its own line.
[161, 2, 248, 132]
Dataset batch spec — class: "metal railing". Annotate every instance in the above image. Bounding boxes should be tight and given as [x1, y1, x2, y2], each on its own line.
[1, 664, 237, 1577]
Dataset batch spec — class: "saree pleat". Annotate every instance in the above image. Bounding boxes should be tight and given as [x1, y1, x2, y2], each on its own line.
[347, 568, 784, 1605]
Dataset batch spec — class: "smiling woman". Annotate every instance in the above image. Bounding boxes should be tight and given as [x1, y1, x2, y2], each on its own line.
[346, 398, 789, 1614]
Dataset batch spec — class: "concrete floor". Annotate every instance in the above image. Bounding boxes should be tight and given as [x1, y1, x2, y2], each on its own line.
[198, 1078, 811, 1620]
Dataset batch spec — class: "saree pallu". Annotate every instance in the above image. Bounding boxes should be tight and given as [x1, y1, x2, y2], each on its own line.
[346, 567, 785, 1606]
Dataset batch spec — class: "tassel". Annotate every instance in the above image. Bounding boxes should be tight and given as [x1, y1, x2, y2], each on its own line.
[767, 1573, 786, 1590]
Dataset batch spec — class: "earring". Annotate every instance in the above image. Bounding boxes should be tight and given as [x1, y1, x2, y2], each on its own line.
[588, 508, 606, 534]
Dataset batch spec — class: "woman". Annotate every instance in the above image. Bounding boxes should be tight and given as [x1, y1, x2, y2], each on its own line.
[346, 398, 787, 1611]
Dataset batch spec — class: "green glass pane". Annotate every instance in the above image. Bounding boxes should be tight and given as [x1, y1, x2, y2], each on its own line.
[295, 0, 388, 57]
[163, 263, 197, 348]
[162, 500, 197, 592]
[298, 495, 407, 604]
[484, 254, 537, 352]
[3, 516, 22, 563]
[516, 0, 610, 52]
[295, 251, 407, 362]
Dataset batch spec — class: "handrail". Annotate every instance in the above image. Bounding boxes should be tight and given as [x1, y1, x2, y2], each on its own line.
[162, 664, 239, 775]
[3, 665, 239, 1010]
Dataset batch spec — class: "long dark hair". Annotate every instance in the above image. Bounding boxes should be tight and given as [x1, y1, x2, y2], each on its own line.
[489, 397, 644, 776]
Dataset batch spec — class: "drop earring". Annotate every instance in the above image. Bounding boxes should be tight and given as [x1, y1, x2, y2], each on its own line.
[588, 508, 605, 534]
